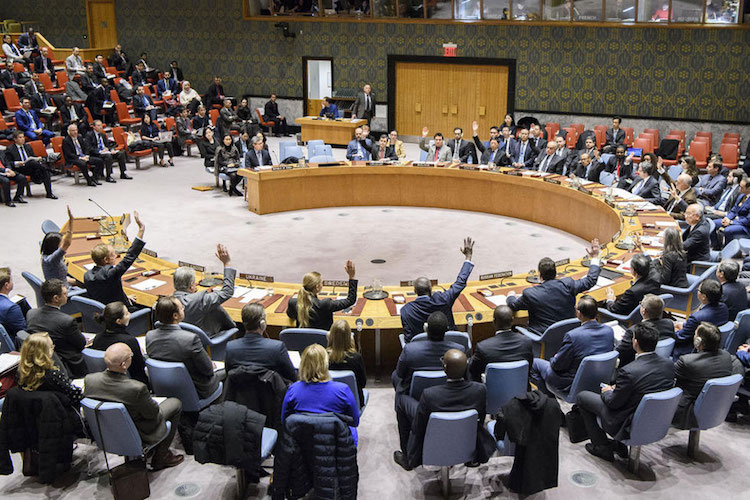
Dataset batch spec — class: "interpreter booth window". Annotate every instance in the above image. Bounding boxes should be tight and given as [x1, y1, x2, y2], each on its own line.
[573, 0, 603, 20]
[483, 0, 511, 18]
[543, 0, 571, 19]
[455, 0, 482, 19]
[671, 0, 703, 22]
[638, 0, 671, 21]
[604, 0, 636, 21]
[426, 0, 453, 18]
[373, 0, 398, 16]
[705, 0, 739, 22]
[247, 0, 273, 15]
[514, 0, 541, 19]
[321, 0, 371, 16]
[397, 0, 426, 17]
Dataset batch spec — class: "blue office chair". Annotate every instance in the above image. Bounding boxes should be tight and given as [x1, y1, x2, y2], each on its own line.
[279, 140, 297, 161]
[485, 360, 528, 415]
[486, 420, 515, 457]
[517, 318, 580, 360]
[686, 374, 743, 458]
[41, 219, 60, 234]
[600, 153, 614, 165]
[617, 387, 683, 473]
[599, 171, 616, 186]
[81, 397, 171, 461]
[654, 337, 676, 358]
[82, 348, 107, 373]
[691, 239, 741, 272]
[725, 308, 750, 352]
[330, 369, 369, 412]
[599, 293, 674, 327]
[406, 331, 471, 353]
[179, 322, 237, 362]
[0, 325, 16, 353]
[70, 295, 151, 337]
[409, 370, 447, 400]
[21, 271, 85, 312]
[422, 410, 478, 498]
[661, 265, 718, 318]
[547, 351, 619, 404]
[145, 359, 222, 412]
[418, 140, 434, 162]
[718, 321, 736, 349]
[307, 139, 324, 150]
[282, 145, 304, 162]
[279, 328, 328, 352]
[308, 154, 336, 163]
[310, 144, 333, 157]
[667, 164, 682, 181]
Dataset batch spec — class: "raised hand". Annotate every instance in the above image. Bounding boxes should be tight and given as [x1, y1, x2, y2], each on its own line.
[472, 121, 479, 135]
[345, 260, 356, 279]
[586, 238, 601, 258]
[460, 237, 474, 260]
[134, 210, 145, 238]
[216, 244, 231, 266]
[422, 126, 429, 137]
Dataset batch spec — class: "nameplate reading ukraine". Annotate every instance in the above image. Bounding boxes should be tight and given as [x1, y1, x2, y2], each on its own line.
[502, 170, 523, 176]
[141, 248, 158, 258]
[240, 273, 274, 283]
[322, 280, 350, 287]
[400, 279, 438, 287]
[178, 261, 205, 272]
[480, 270, 513, 281]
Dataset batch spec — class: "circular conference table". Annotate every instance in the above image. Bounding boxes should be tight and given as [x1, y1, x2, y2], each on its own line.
[65, 163, 680, 374]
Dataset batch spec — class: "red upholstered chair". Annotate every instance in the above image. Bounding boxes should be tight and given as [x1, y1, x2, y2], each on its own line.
[640, 133, 657, 153]
[38, 72, 64, 95]
[56, 70, 68, 87]
[723, 132, 740, 142]
[594, 129, 605, 149]
[719, 143, 739, 169]
[112, 126, 156, 169]
[696, 131, 712, 143]
[2, 89, 22, 112]
[669, 130, 686, 141]
[570, 123, 584, 136]
[48, 48, 64, 66]
[564, 128, 578, 149]
[632, 138, 652, 163]
[643, 128, 660, 145]
[116, 102, 141, 129]
[143, 86, 163, 109]
[623, 127, 634, 147]
[0, 117, 12, 146]
[689, 140, 710, 168]
[51, 136, 81, 182]
[594, 125, 608, 133]
[256, 107, 275, 134]
[721, 136, 739, 145]
[210, 108, 219, 127]
[545, 122, 560, 139]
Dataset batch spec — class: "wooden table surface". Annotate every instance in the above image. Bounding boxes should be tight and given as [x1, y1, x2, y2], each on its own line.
[294, 116, 367, 145]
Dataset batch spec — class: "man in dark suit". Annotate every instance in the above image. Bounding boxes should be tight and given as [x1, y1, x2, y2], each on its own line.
[62, 123, 102, 186]
[603, 254, 661, 316]
[156, 70, 179, 98]
[628, 161, 662, 205]
[5, 131, 56, 199]
[369, 134, 398, 161]
[471, 121, 501, 155]
[33, 47, 55, 83]
[673, 280, 729, 359]
[108, 44, 130, 73]
[720, 176, 750, 243]
[25, 279, 87, 378]
[604, 116, 626, 153]
[225, 303, 297, 381]
[147, 296, 222, 399]
[86, 119, 131, 181]
[617, 294, 675, 366]
[15, 97, 54, 145]
[84, 212, 146, 308]
[0, 269, 26, 341]
[0, 155, 30, 207]
[446, 127, 476, 163]
[133, 85, 157, 121]
[84, 342, 184, 470]
[717, 260, 747, 321]
[533, 141, 565, 174]
[79, 65, 97, 94]
[576, 322, 675, 461]
[507, 239, 601, 334]
[84, 79, 112, 125]
[673, 322, 740, 429]
[92, 55, 109, 81]
[263, 93, 288, 136]
[511, 128, 537, 170]
[704, 169, 743, 220]
[529, 123, 547, 153]
[682, 204, 712, 263]
[499, 126, 519, 159]
[553, 135, 575, 175]
[469, 305, 533, 381]
[393, 312, 465, 459]
[173, 244, 236, 337]
[351, 84, 375, 124]
[23, 73, 53, 113]
[695, 159, 727, 206]
[0, 60, 25, 92]
[130, 61, 148, 88]
[607, 145, 635, 189]
[17, 28, 39, 57]
[571, 152, 605, 182]
[205, 76, 226, 109]
[480, 138, 510, 166]
[531, 296, 614, 393]
[245, 135, 273, 170]
[400, 237, 475, 342]
[395, 348, 495, 470]
[664, 173, 697, 220]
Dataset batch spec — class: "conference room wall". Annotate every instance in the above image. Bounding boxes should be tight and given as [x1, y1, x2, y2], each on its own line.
[5, 0, 749, 124]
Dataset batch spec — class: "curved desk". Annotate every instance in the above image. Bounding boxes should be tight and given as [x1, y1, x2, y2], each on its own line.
[66, 165, 679, 372]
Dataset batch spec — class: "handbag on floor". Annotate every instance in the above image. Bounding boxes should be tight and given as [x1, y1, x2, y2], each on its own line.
[565, 406, 589, 443]
[93, 402, 150, 500]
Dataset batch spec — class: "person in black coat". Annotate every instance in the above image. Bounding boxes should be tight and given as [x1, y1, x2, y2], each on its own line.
[263, 93, 288, 136]
[604, 254, 661, 316]
[225, 303, 297, 382]
[287, 261, 358, 331]
[673, 323, 741, 429]
[604, 116, 626, 153]
[717, 260, 748, 321]
[683, 204, 712, 263]
[369, 134, 398, 161]
[33, 47, 55, 82]
[91, 301, 148, 385]
[205, 76, 226, 108]
[576, 323, 676, 461]
[62, 123, 104, 186]
[446, 127, 477, 163]
[469, 305, 533, 381]
[617, 294, 675, 367]
[327, 320, 366, 405]
[85, 119, 131, 180]
[59, 96, 89, 136]
[650, 227, 689, 288]
[244, 135, 273, 168]
[4, 131, 55, 198]
[629, 161, 663, 205]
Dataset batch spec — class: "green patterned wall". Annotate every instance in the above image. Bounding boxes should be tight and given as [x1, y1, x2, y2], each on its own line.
[3, 1, 749, 122]
[1, 1, 88, 48]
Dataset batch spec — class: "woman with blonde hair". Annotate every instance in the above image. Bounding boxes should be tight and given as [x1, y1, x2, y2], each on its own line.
[286, 260, 357, 330]
[18, 332, 83, 405]
[281, 344, 360, 444]
[327, 320, 366, 405]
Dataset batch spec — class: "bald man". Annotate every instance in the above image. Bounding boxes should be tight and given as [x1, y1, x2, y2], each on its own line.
[84, 343, 184, 470]
[394, 348, 494, 470]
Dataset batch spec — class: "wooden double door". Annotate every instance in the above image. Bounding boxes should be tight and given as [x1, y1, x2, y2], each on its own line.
[393, 59, 511, 138]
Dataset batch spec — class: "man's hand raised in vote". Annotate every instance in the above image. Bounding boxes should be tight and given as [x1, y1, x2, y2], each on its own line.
[134, 210, 145, 239]
[216, 244, 231, 267]
[586, 238, 600, 259]
[345, 260, 356, 279]
[422, 127, 429, 138]
[472, 121, 479, 136]
[461, 237, 474, 261]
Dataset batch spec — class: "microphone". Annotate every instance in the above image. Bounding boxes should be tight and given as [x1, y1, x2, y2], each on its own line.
[355, 318, 363, 332]
[271, 149, 279, 165]
[355, 319, 364, 353]
[88, 198, 117, 236]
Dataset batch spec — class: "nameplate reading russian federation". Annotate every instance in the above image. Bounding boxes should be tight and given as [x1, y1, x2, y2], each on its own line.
[240, 273, 274, 283]
[141, 248, 158, 258]
[400, 279, 438, 287]
[555, 258, 570, 266]
[178, 261, 205, 272]
[480, 270, 513, 281]
[543, 176, 561, 184]
[322, 280, 350, 287]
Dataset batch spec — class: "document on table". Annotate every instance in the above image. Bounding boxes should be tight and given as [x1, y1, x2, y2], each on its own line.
[590, 276, 616, 291]
[288, 351, 301, 369]
[616, 260, 632, 273]
[132, 278, 167, 291]
[655, 220, 679, 228]
[83, 263, 95, 270]
[486, 295, 507, 306]
[240, 288, 271, 303]
[232, 286, 253, 298]
[395, 304, 404, 315]
[605, 320, 627, 343]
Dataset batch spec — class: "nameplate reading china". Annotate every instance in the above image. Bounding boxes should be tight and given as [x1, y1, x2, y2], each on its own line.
[577, 186, 592, 195]
[480, 270, 513, 281]
[178, 261, 205, 272]
[400, 279, 438, 287]
[240, 273, 274, 283]
[322, 280, 350, 287]
[141, 248, 158, 258]
[555, 258, 570, 266]
[543, 177, 561, 185]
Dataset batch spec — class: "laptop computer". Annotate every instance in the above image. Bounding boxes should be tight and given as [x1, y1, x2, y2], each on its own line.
[158, 131, 173, 142]
[627, 147, 643, 157]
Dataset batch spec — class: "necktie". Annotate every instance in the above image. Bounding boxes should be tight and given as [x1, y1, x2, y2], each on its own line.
[11, 45, 19, 56]
[74, 139, 83, 156]
[541, 155, 550, 172]
[19, 145, 27, 162]
[365, 94, 370, 111]
[142, 96, 148, 107]
[379, 148, 384, 159]
[43, 59, 47, 71]
[98, 135, 105, 152]
[489, 151, 496, 164]
[434, 147, 440, 162]
[716, 186, 736, 211]
[257, 151, 263, 166]
[519, 143, 526, 163]
[70, 106, 77, 120]
[505, 140, 510, 154]
[453, 140, 460, 161]
[635, 180, 645, 195]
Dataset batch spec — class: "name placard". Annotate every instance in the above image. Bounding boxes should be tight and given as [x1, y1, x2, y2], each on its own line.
[555, 258, 570, 266]
[142, 248, 158, 258]
[322, 280, 350, 287]
[503, 170, 523, 176]
[412, 162, 433, 167]
[611, 230, 621, 242]
[400, 279, 438, 287]
[543, 176, 561, 184]
[240, 273, 274, 283]
[178, 261, 205, 272]
[479, 270, 513, 281]
[605, 199, 616, 208]
[578, 186, 593, 195]
[272, 165, 293, 171]
[459, 164, 479, 171]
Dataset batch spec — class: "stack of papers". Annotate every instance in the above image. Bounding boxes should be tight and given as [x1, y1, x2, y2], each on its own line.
[213, 361, 224, 373]
[395, 304, 404, 315]
[485, 295, 508, 306]
[604, 320, 627, 343]
[136, 336, 147, 354]
[590, 276, 616, 291]
[240, 288, 271, 303]
[288, 351, 301, 369]
[132, 278, 166, 291]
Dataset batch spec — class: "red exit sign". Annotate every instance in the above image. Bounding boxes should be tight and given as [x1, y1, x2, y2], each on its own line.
[443, 43, 457, 57]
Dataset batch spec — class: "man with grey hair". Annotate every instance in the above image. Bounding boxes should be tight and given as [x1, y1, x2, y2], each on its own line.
[173, 244, 236, 337]
[245, 135, 271, 169]
[664, 173, 697, 219]
[717, 260, 747, 320]
[628, 161, 662, 205]
[682, 203, 712, 262]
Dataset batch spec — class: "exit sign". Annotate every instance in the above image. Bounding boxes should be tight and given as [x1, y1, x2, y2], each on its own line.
[443, 43, 457, 57]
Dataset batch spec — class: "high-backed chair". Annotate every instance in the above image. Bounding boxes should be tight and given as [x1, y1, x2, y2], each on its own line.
[256, 108, 275, 133]
[547, 351, 618, 403]
[599, 293, 674, 327]
[485, 360, 528, 415]
[278, 140, 297, 161]
[422, 410, 478, 498]
[310, 144, 333, 157]
[686, 374, 743, 458]
[0, 325, 16, 353]
[145, 359, 222, 412]
[661, 265, 718, 317]
[279, 328, 328, 353]
[21, 271, 84, 312]
[330, 369, 369, 412]
[178, 322, 237, 362]
[725, 308, 750, 352]
[82, 348, 107, 373]
[41, 219, 60, 234]
[309, 154, 336, 163]
[69, 295, 151, 336]
[654, 337, 675, 358]
[599, 171, 615, 186]
[407, 331, 471, 353]
[409, 370, 447, 400]
[517, 318, 580, 359]
[307, 139, 324, 150]
[112, 126, 157, 169]
[282, 145, 304, 162]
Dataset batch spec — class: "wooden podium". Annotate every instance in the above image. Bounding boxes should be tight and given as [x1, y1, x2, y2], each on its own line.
[295, 116, 367, 145]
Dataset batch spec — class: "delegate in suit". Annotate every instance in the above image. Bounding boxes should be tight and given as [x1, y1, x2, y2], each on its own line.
[603, 254, 661, 316]
[717, 260, 747, 321]
[0, 269, 26, 342]
[673, 280, 729, 359]
[533, 141, 566, 174]
[628, 162, 662, 205]
[469, 305, 533, 382]
[507, 239, 601, 334]
[682, 204, 712, 263]
[346, 127, 372, 161]
[617, 294, 675, 367]
[350, 84, 375, 123]
[418, 128, 452, 162]
[446, 128, 477, 163]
